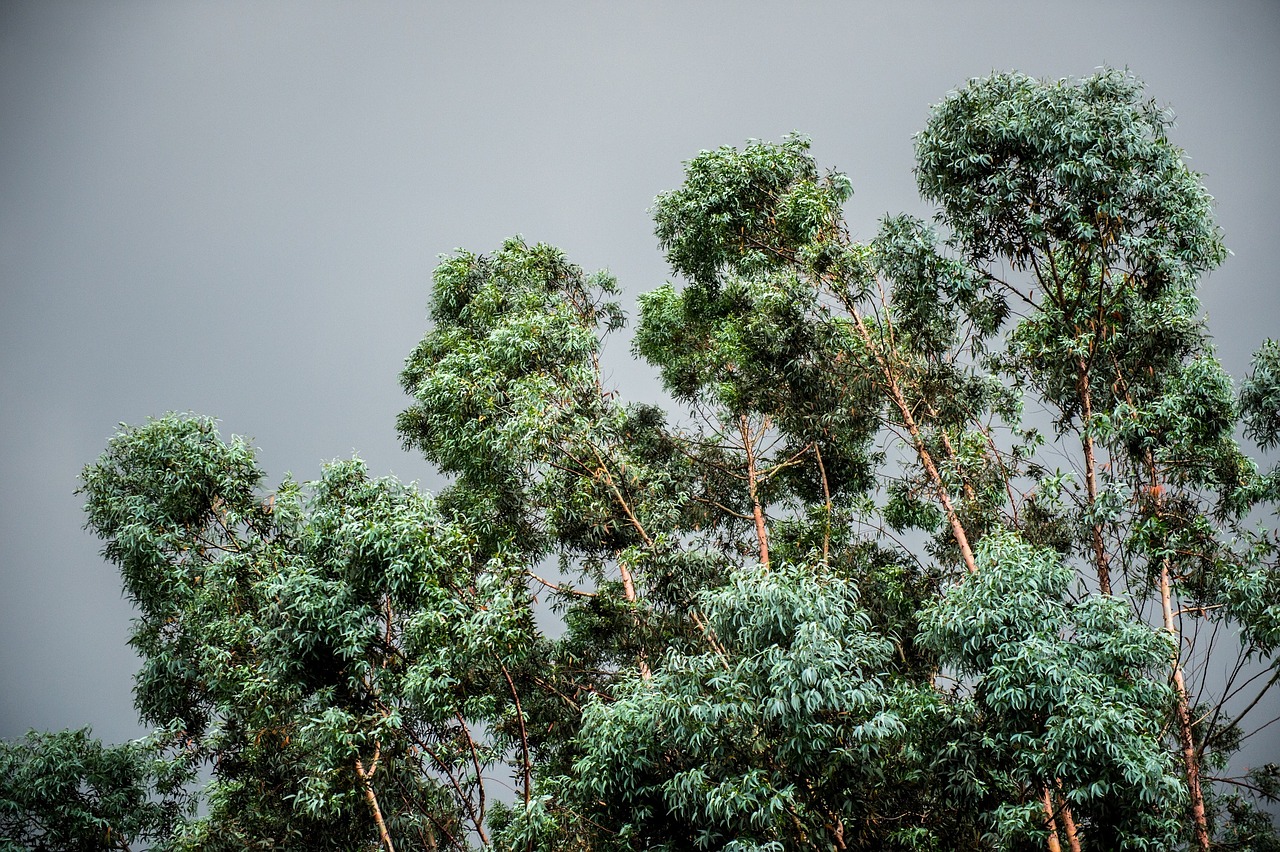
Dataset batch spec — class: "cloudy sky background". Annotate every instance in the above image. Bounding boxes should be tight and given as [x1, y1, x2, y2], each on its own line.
[2, 0, 1279, 767]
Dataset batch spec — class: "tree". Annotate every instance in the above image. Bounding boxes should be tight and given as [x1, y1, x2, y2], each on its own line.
[4, 68, 1279, 851]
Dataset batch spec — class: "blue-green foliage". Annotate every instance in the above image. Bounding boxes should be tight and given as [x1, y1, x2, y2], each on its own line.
[653, 134, 857, 289]
[507, 560, 908, 850]
[0, 727, 193, 852]
[1242, 341, 1280, 453]
[79, 414, 542, 849]
[399, 237, 621, 504]
[916, 69, 1224, 291]
[921, 534, 1183, 849]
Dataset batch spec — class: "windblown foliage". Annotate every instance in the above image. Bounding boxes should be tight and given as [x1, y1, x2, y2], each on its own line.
[5, 69, 1279, 851]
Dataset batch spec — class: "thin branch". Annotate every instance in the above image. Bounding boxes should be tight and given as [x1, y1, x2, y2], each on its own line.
[690, 608, 732, 671]
[583, 441, 654, 549]
[1214, 666, 1280, 752]
[1237, 711, 1280, 745]
[690, 495, 753, 521]
[814, 442, 832, 564]
[406, 728, 483, 844]
[497, 658, 533, 806]
[525, 568, 596, 598]
[1207, 775, 1280, 801]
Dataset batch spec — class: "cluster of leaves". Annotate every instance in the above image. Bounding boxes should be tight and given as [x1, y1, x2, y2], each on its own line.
[0, 728, 191, 851]
[920, 535, 1184, 850]
[5, 69, 1280, 850]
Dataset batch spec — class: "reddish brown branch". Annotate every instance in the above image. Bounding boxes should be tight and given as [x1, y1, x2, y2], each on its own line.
[355, 744, 396, 852]
[738, 415, 771, 570]
[1077, 364, 1113, 595]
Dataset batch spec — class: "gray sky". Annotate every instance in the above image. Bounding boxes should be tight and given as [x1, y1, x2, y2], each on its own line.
[2, 0, 1278, 764]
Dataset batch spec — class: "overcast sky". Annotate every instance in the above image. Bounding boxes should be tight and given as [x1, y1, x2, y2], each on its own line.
[2, 1, 1278, 762]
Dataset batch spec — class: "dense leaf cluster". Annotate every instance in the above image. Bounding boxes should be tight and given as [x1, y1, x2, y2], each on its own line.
[0, 728, 190, 851]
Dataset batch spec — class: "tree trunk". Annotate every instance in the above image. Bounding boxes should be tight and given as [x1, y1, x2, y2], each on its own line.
[739, 415, 770, 570]
[1161, 560, 1211, 851]
[355, 750, 396, 852]
[1040, 786, 1064, 852]
[1077, 364, 1112, 595]
[1059, 795, 1082, 852]
[849, 310, 978, 574]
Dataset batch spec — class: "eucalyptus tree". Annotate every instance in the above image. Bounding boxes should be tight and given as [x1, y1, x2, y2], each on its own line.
[72, 415, 546, 849]
[4, 69, 1278, 851]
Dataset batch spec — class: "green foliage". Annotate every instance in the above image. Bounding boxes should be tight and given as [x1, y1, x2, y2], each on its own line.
[916, 69, 1224, 291]
[398, 237, 621, 485]
[0, 727, 192, 851]
[547, 560, 905, 850]
[921, 534, 1183, 849]
[10, 68, 1279, 851]
[1242, 340, 1280, 452]
[78, 414, 551, 849]
[652, 134, 856, 289]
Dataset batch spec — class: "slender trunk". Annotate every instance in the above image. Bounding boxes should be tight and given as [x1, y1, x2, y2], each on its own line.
[355, 750, 396, 852]
[106, 827, 132, 852]
[813, 443, 832, 564]
[1161, 559, 1211, 852]
[1059, 797, 1082, 852]
[454, 711, 490, 843]
[913, 429, 978, 575]
[1040, 786, 1064, 852]
[1140, 446, 1211, 851]
[830, 816, 846, 851]
[582, 442, 652, 679]
[934, 421, 977, 503]
[826, 263, 976, 572]
[846, 310, 977, 573]
[739, 415, 770, 570]
[690, 609, 731, 671]
[980, 423, 1021, 527]
[1077, 364, 1112, 595]
[619, 560, 652, 679]
[618, 560, 639, 604]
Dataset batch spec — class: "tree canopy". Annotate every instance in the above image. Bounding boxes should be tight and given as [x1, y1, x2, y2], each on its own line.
[5, 68, 1280, 851]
